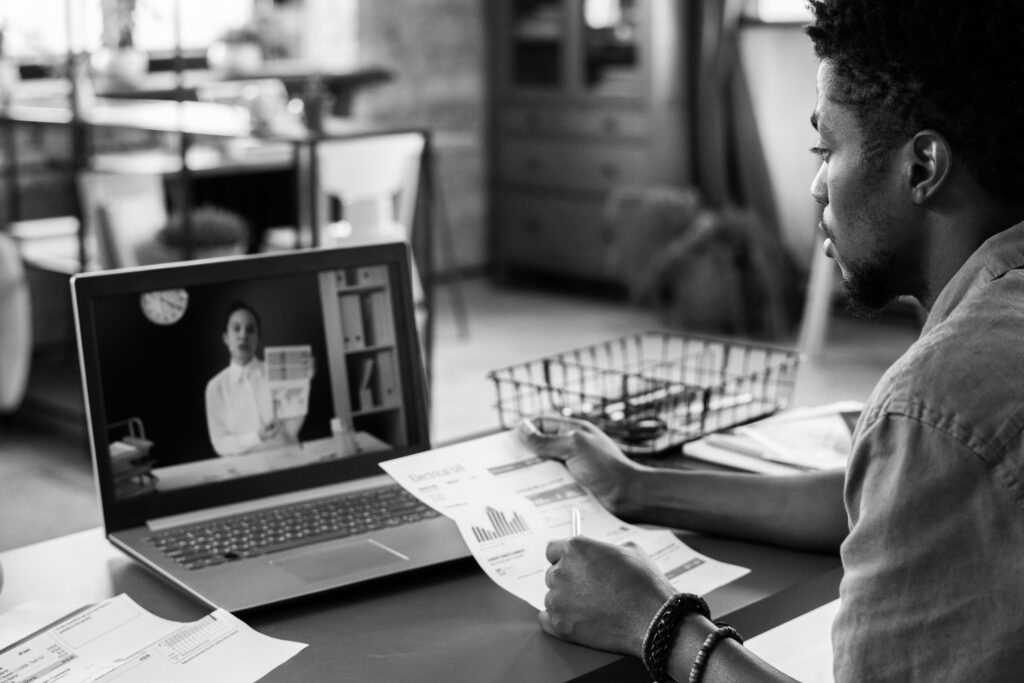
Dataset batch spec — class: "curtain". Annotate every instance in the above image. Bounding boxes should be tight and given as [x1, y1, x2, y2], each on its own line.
[689, 0, 782, 240]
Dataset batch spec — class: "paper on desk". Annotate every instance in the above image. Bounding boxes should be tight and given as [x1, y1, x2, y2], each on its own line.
[732, 401, 862, 470]
[380, 431, 749, 610]
[686, 401, 862, 473]
[746, 598, 840, 682]
[0, 593, 305, 683]
[0, 601, 82, 651]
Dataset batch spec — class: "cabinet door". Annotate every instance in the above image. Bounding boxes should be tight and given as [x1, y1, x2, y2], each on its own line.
[501, 0, 646, 98]
[497, 191, 611, 279]
[505, 0, 570, 91]
[578, 0, 645, 98]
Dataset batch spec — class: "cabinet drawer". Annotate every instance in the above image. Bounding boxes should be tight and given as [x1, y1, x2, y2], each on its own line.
[498, 139, 652, 191]
[497, 193, 612, 279]
[500, 105, 650, 139]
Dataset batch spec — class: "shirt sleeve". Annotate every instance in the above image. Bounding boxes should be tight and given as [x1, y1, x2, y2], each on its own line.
[833, 413, 1024, 681]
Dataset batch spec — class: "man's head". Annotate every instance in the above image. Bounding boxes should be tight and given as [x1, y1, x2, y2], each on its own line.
[805, 0, 1024, 314]
[222, 301, 261, 366]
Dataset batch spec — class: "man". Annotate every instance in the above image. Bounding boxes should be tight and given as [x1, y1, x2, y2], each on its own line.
[205, 301, 303, 456]
[520, 1, 1024, 680]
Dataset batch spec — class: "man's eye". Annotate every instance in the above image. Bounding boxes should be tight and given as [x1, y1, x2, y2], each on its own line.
[809, 146, 830, 161]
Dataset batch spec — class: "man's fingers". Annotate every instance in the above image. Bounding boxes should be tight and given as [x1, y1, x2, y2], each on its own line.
[537, 610, 556, 637]
[515, 419, 575, 461]
[545, 538, 568, 564]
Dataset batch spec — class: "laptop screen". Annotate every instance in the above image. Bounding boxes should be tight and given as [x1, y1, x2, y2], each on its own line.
[72, 243, 430, 530]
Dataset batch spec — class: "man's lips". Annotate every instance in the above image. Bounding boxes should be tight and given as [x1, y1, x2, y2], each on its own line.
[819, 221, 836, 258]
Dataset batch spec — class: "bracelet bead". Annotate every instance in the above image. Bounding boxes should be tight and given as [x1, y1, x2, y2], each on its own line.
[641, 593, 711, 683]
[687, 624, 744, 683]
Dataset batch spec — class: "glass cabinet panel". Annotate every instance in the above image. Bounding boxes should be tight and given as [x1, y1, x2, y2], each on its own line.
[580, 0, 640, 95]
[511, 0, 565, 88]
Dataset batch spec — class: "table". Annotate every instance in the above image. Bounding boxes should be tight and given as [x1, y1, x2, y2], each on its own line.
[0, 98, 432, 254]
[0, 525, 840, 681]
[2, 99, 439, 389]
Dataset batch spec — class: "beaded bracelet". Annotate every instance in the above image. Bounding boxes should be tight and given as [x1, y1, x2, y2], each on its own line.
[687, 624, 744, 683]
[641, 593, 710, 683]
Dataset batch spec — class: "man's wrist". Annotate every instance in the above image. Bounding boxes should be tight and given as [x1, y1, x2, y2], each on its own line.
[640, 593, 716, 682]
[615, 465, 657, 519]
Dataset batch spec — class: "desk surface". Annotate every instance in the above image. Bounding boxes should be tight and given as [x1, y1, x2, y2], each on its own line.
[0, 526, 840, 682]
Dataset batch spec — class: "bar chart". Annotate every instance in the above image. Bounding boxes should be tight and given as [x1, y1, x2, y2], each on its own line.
[471, 506, 530, 542]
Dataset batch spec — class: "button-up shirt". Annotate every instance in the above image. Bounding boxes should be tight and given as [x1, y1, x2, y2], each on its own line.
[833, 222, 1024, 681]
[205, 358, 275, 456]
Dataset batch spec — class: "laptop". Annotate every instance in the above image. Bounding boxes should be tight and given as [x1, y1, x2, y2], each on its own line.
[71, 242, 469, 612]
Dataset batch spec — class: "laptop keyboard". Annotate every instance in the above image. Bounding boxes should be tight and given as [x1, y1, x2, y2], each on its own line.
[146, 484, 440, 570]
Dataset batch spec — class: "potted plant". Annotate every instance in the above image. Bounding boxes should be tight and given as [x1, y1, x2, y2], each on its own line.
[207, 25, 265, 75]
[91, 0, 148, 92]
[137, 205, 251, 264]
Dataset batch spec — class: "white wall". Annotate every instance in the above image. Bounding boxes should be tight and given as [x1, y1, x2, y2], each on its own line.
[740, 24, 822, 271]
[298, 0, 359, 68]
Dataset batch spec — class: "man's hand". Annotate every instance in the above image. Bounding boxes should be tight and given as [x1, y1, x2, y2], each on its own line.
[515, 417, 645, 515]
[539, 537, 674, 655]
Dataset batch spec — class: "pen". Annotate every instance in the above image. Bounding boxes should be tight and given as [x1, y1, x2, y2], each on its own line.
[571, 507, 582, 537]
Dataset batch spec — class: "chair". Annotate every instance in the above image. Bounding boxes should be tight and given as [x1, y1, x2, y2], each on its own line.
[315, 132, 430, 333]
[77, 171, 168, 269]
[315, 132, 426, 249]
[0, 230, 31, 413]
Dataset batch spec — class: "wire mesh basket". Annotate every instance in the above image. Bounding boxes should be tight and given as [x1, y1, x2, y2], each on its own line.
[488, 331, 802, 455]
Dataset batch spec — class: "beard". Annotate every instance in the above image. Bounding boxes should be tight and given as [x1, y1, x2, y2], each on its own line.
[838, 246, 926, 319]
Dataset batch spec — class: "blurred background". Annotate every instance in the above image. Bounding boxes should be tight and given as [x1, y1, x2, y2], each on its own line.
[0, 0, 921, 551]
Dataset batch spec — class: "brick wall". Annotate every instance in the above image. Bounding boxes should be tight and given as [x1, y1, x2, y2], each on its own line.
[351, 0, 489, 276]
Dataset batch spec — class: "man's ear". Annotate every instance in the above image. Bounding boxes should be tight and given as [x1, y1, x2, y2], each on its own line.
[907, 129, 952, 204]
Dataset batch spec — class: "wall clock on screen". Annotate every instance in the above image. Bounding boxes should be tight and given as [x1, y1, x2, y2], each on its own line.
[140, 288, 189, 325]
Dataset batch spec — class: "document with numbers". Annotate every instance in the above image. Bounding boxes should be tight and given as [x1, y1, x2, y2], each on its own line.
[381, 430, 749, 610]
[0, 593, 305, 683]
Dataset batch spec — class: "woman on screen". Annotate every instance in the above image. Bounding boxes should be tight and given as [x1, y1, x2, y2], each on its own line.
[205, 301, 303, 456]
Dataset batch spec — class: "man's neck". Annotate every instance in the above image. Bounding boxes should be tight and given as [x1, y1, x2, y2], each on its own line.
[920, 195, 1024, 310]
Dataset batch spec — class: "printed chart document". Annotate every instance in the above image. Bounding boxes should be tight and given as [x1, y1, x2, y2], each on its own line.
[381, 431, 749, 610]
[0, 593, 305, 683]
[264, 345, 314, 419]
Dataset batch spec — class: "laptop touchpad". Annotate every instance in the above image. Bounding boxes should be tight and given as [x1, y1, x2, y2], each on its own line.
[271, 539, 409, 583]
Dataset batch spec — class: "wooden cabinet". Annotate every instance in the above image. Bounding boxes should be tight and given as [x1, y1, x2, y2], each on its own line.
[490, 0, 690, 284]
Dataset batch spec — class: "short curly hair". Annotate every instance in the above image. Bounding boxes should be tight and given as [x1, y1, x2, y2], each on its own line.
[806, 0, 1024, 201]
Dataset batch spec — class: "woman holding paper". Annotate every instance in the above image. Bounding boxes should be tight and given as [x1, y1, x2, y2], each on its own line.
[205, 301, 304, 456]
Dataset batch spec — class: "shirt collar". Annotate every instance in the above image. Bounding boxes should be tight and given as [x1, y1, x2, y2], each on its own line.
[227, 358, 262, 382]
[923, 220, 1024, 334]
